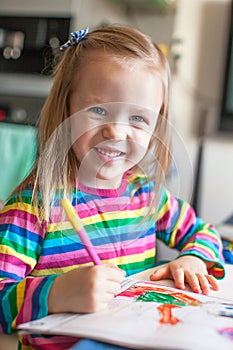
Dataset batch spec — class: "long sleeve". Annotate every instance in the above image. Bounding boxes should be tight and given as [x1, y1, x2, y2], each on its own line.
[156, 187, 225, 279]
[0, 192, 57, 334]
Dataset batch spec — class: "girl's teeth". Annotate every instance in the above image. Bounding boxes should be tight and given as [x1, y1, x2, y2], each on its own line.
[97, 148, 121, 157]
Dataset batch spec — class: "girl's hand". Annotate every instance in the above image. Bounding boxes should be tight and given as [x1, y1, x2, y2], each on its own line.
[150, 255, 219, 295]
[48, 264, 125, 314]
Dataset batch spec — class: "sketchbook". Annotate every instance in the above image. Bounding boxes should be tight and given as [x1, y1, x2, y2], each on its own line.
[17, 278, 233, 350]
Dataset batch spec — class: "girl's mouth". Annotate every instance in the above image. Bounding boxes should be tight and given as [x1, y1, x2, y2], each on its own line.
[95, 147, 125, 160]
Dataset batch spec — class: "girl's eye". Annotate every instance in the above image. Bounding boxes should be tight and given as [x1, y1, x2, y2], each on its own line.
[90, 106, 106, 115]
[130, 115, 145, 123]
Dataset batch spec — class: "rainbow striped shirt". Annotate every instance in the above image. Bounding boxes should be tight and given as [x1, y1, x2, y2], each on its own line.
[0, 175, 225, 350]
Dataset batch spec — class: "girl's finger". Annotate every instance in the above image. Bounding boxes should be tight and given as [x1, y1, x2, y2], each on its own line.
[184, 271, 201, 294]
[171, 267, 185, 290]
[150, 265, 169, 281]
[206, 274, 219, 291]
[196, 273, 210, 295]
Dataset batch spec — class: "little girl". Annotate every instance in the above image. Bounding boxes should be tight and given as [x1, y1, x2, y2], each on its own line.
[0, 25, 224, 350]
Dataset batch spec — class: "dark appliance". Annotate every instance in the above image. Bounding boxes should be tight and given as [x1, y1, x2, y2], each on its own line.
[0, 15, 71, 125]
[0, 15, 71, 74]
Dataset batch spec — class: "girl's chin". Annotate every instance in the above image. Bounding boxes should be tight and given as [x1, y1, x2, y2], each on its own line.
[78, 172, 123, 189]
[95, 174, 123, 189]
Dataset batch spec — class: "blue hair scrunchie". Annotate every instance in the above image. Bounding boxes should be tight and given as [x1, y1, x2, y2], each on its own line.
[60, 28, 89, 51]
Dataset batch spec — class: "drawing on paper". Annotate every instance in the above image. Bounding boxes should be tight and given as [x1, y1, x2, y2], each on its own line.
[218, 327, 233, 341]
[157, 304, 181, 325]
[118, 283, 202, 306]
[118, 282, 203, 326]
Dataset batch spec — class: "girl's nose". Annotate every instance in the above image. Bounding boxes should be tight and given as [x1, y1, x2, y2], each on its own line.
[102, 123, 127, 140]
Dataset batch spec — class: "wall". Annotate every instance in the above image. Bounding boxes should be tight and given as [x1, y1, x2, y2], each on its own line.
[171, 0, 231, 139]
[200, 136, 233, 223]
[70, 0, 127, 30]
[170, 0, 233, 225]
[70, 0, 175, 46]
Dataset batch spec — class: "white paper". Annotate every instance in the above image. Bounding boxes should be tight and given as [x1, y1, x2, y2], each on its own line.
[18, 281, 233, 350]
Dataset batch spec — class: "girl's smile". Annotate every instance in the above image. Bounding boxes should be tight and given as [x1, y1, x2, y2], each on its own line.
[94, 146, 126, 162]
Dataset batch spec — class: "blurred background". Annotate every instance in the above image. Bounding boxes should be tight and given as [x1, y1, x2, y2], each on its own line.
[0, 0, 232, 224]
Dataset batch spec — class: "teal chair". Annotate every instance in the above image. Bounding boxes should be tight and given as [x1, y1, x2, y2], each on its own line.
[0, 122, 37, 201]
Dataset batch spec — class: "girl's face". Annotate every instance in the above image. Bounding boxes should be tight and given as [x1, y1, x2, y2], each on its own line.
[69, 53, 163, 188]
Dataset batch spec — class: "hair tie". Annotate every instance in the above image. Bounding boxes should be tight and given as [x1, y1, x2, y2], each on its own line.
[60, 28, 89, 51]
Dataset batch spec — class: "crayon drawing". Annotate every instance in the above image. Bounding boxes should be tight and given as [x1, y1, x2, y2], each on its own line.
[118, 283, 202, 306]
[157, 304, 181, 325]
[218, 327, 233, 342]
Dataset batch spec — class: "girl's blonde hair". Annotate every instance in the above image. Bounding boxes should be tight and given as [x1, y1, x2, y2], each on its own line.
[16, 25, 172, 222]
